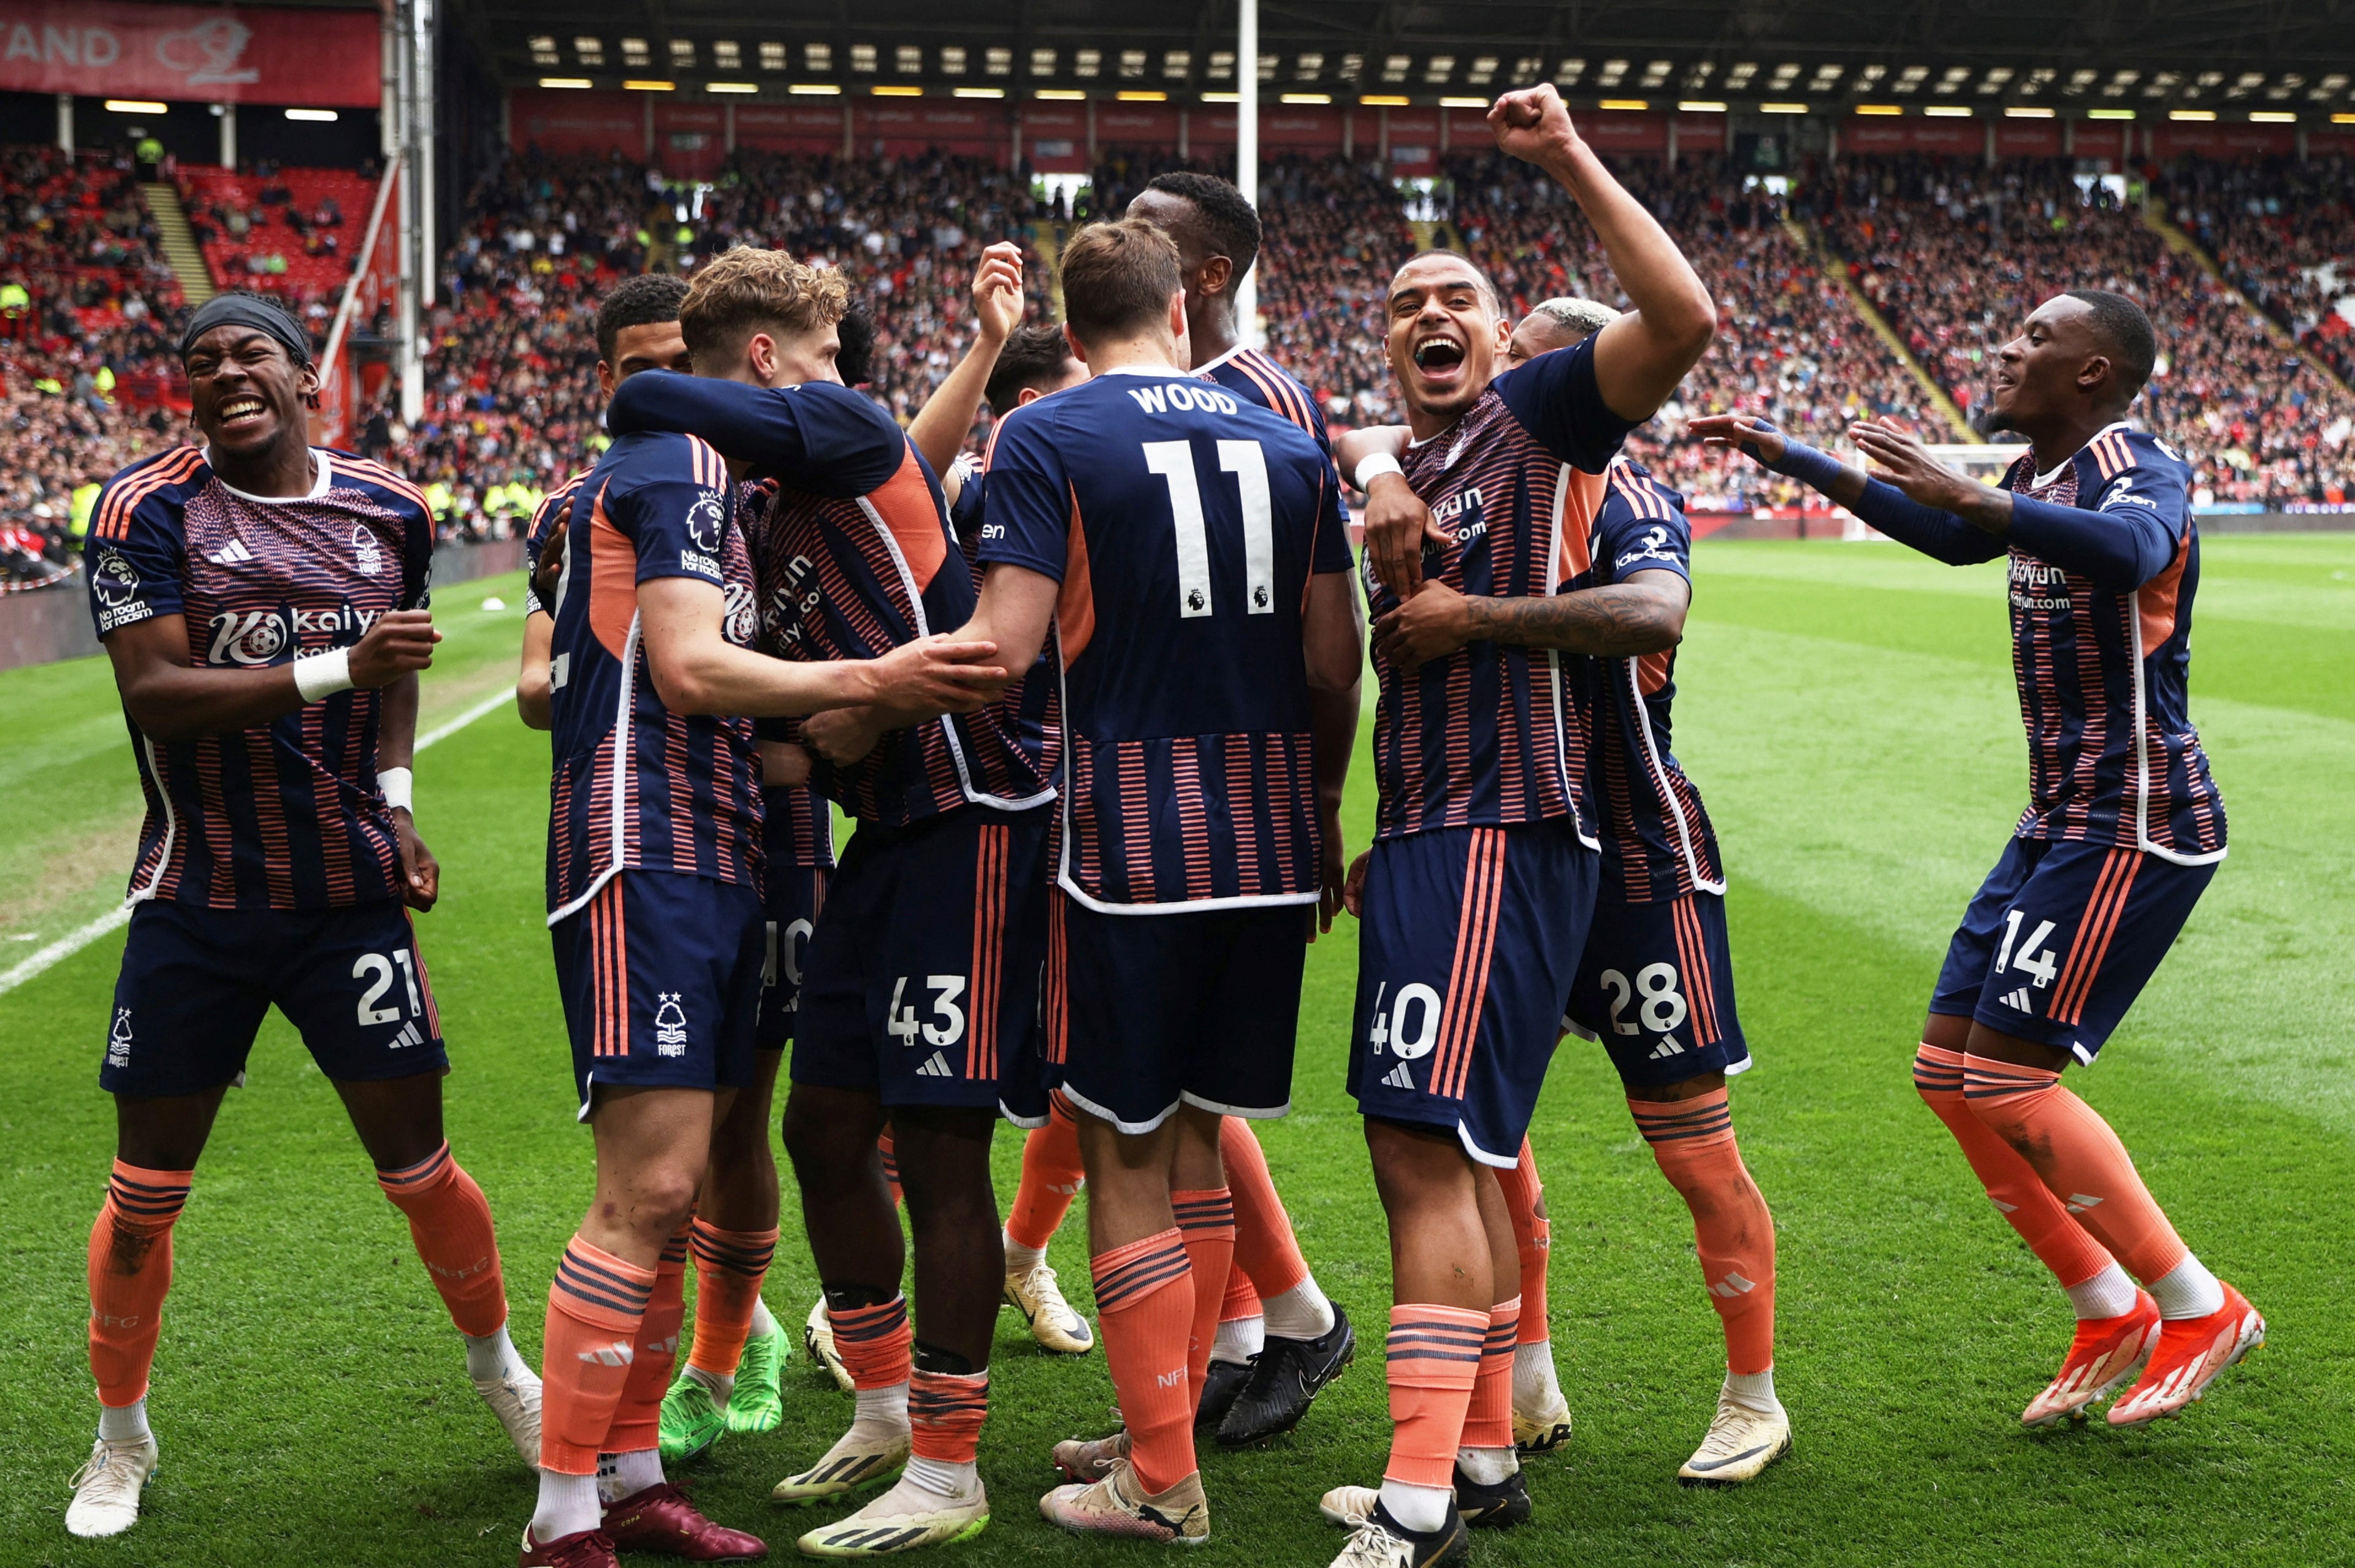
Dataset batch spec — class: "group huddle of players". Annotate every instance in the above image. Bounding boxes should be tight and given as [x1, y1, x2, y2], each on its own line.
[64, 84, 2263, 1568]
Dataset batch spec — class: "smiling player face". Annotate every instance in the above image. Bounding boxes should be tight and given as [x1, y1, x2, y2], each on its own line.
[1988, 294, 2106, 432]
[1386, 257, 1512, 433]
[184, 325, 316, 463]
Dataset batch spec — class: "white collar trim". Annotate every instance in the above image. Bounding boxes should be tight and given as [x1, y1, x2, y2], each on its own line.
[1099, 362, 1189, 378]
[206, 447, 332, 503]
[2032, 420, 2132, 490]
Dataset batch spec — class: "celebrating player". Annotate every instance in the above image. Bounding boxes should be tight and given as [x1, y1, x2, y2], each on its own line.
[1345, 297, 1789, 1484]
[523, 256, 1004, 1566]
[1328, 85, 1714, 1567]
[516, 275, 812, 1466]
[1692, 289, 2260, 1429]
[920, 216, 1362, 1543]
[68, 293, 541, 1539]
[604, 245, 1058, 1557]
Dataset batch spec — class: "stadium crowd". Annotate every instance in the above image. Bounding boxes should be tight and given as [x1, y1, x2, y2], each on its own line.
[1817, 155, 2355, 508]
[1, 145, 188, 579]
[2159, 154, 2355, 395]
[6, 134, 2354, 580]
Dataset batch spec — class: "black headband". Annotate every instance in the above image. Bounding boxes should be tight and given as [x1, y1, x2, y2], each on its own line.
[178, 294, 315, 368]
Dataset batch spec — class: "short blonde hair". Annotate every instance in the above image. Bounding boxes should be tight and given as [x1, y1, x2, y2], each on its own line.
[680, 246, 849, 363]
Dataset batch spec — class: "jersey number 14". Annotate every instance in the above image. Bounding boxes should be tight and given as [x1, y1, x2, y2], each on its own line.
[1142, 440, 1275, 618]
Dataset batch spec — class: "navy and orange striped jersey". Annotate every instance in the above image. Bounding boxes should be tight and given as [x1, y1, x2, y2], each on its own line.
[541, 431, 763, 921]
[1581, 458, 1723, 904]
[522, 469, 590, 617]
[1200, 344, 1335, 455]
[732, 475, 839, 872]
[1365, 335, 1641, 843]
[83, 445, 434, 910]
[978, 365, 1354, 911]
[609, 371, 1054, 828]
[1996, 426, 2225, 863]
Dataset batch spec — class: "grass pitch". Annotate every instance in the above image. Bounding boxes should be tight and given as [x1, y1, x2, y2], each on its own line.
[2, 541, 2351, 1566]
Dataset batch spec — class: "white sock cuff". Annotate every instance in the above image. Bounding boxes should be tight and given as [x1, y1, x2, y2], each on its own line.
[853, 1382, 912, 1429]
[749, 1295, 779, 1339]
[1261, 1276, 1335, 1341]
[1212, 1314, 1264, 1364]
[2148, 1252, 2226, 1321]
[1377, 1479, 1454, 1536]
[2064, 1262, 2140, 1322]
[97, 1398, 150, 1444]
[903, 1455, 977, 1499]
[1454, 1445, 1519, 1485]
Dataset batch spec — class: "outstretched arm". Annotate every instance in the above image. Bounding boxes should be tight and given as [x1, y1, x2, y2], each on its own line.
[1690, 413, 2004, 568]
[1849, 421, 2176, 590]
[907, 242, 1025, 482]
[1490, 85, 1714, 421]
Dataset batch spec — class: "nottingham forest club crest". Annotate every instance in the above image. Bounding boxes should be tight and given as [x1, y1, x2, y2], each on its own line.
[654, 992, 689, 1057]
[108, 1008, 134, 1068]
[350, 523, 383, 576]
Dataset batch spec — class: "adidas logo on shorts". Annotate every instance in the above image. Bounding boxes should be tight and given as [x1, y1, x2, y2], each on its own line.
[917, 1051, 954, 1078]
[390, 1020, 423, 1049]
[2001, 987, 2036, 1013]
[1381, 1061, 1414, 1089]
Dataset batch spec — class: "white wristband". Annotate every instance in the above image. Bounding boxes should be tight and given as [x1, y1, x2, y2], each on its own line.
[293, 647, 353, 703]
[1354, 452, 1405, 490]
[379, 766, 414, 815]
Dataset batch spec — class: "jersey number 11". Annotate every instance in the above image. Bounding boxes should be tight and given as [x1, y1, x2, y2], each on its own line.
[1142, 440, 1275, 619]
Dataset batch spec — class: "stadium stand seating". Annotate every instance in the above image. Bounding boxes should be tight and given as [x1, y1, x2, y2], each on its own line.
[5, 137, 2353, 577]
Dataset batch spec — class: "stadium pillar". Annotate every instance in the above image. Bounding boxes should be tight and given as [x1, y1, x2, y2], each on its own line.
[724, 102, 736, 154]
[1666, 115, 1678, 168]
[54, 93, 69, 154]
[842, 103, 852, 160]
[2061, 117, 2074, 157]
[1984, 118, 1996, 169]
[218, 103, 235, 170]
[1235, 0, 1258, 346]
[1378, 107, 1389, 162]
[1179, 107, 1189, 160]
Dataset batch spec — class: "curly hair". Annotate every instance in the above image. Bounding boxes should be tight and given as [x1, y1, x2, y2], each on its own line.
[679, 246, 849, 364]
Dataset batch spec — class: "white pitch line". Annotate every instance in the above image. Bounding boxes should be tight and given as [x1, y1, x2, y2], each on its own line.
[0, 683, 517, 1000]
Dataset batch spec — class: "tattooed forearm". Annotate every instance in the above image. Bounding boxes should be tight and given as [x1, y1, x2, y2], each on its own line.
[1457, 582, 1684, 657]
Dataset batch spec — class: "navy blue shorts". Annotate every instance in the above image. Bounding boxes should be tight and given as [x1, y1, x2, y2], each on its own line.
[757, 783, 834, 1049]
[757, 863, 826, 1051]
[1045, 892, 1311, 1133]
[551, 870, 765, 1117]
[102, 898, 448, 1097]
[793, 804, 1051, 1125]
[1932, 837, 2217, 1063]
[1563, 891, 1750, 1088]
[1349, 823, 1598, 1168]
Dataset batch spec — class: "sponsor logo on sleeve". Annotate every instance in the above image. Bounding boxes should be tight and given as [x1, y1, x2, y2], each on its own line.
[681, 490, 727, 577]
[1615, 523, 1680, 571]
[92, 547, 153, 631]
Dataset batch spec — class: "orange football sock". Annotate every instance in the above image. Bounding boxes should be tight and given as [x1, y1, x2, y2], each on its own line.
[828, 1292, 914, 1390]
[1460, 1295, 1521, 1450]
[603, 1227, 689, 1457]
[1091, 1229, 1196, 1494]
[375, 1141, 508, 1338]
[876, 1129, 904, 1210]
[1631, 1092, 1777, 1376]
[909, 1368, 989, 1463]
[1006, 1097, 1085, 1253]
[87, 1160, 192, 1407]
[1220, 1264, 1263, 1323]
[540, 1236, 655, 1474]
[685, 1220, 776, 1379]
[1222, 1118, 1310, 1299]
[1498, 1138, 1551, 1346]
[1172, 1189, 1236, 1399]
[1915, 1045, 2116, 1287]
[1963, 1057, 2190, 1284]
[1383, 1304, 1487, 1488]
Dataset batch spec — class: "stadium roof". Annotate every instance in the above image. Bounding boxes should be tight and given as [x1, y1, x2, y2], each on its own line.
[455, 0, 2355, 116]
